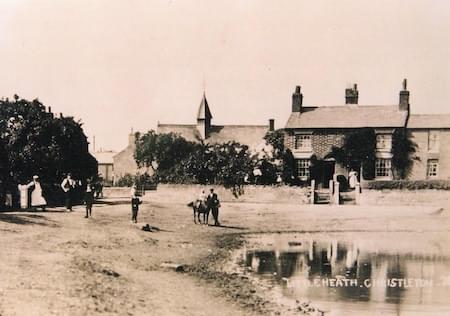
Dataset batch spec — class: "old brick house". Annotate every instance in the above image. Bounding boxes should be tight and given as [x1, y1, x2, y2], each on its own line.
[283, 80, 450, 186]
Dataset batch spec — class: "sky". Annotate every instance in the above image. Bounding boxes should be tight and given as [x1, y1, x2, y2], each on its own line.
[0, 0, 449, 151]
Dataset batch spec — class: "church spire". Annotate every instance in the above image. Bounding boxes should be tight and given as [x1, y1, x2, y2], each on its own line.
[196, 92, 212, 140]
[197, 92, 212, 120]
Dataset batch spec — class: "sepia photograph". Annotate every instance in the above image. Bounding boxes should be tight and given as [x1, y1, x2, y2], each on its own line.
[0, 1, 449, 315]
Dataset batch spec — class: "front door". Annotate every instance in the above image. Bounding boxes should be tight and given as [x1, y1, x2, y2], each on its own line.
[321, 161, 335, 188]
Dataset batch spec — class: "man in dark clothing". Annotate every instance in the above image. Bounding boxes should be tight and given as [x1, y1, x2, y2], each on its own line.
[206, 188, 220, 226]
[131, 185, 141, 223]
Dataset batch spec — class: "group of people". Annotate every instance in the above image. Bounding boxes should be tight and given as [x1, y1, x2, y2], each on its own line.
[23, 176, 223, 227]
[23, 174, 96, 219]
[197, 188, 221, 226]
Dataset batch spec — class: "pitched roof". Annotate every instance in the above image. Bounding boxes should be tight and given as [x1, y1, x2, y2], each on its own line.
[156, 123, 269, 149]
[92, 151, 116, 164]
[285, 105, 408, 129]
[408, 114, 450, 129]
[197, 93, 212, 120]
[208, 125, 269, 148]
[157, 124, 201, 142]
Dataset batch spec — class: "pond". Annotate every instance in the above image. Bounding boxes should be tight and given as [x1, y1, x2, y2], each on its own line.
[236, 232, 450, 316]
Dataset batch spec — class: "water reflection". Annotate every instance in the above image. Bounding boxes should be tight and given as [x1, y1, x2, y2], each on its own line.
[244, 238, 450, 314]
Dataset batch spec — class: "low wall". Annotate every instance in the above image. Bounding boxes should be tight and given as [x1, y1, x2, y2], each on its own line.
[104, 184, 310, 204]
[360, 189, 450, 207]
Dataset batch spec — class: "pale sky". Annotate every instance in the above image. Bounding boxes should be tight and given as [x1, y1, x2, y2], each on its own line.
[0, 0, 449, 151]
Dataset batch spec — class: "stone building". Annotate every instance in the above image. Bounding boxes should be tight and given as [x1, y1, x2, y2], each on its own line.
[113, 93, 272, 182]
[91, 150, 116, 185]
[407, 115, 450, 180]
[157, 93, 274, 150]
[113, 132, 148, 183]
[283, 80, 450, 185]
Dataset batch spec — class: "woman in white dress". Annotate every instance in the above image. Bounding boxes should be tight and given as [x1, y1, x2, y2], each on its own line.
[27, 175, 47, 210]
[348, 170, 358, 190]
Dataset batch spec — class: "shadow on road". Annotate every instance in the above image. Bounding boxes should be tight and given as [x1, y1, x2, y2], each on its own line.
[0, 213, 59, 226]
[207, 224, 248, 230]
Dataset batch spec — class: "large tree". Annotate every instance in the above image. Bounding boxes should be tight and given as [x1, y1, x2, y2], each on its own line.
[0, 96, 97, 205]
[391, 128, 417, 179]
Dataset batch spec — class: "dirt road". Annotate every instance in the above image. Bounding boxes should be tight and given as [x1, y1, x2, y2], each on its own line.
[0, 192, 449, 315]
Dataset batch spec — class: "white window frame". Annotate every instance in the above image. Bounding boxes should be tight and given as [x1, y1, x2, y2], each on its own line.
[297, 159, 310, 179]
[294, 134, 312, 151]
[426, 159, 439, 178]
[375, 158, 392, 179]
[376, 134, 392, 152]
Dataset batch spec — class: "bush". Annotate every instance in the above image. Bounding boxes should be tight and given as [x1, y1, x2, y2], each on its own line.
[115, 173, 158, 190]
[365, 180, 450, 190]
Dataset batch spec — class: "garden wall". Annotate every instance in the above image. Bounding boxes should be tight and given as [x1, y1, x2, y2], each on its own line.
[360, 189, 450, 207]
[103, 184, 310, 204]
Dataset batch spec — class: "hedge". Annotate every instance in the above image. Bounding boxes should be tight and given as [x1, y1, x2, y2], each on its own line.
[365, 180, 450, 190]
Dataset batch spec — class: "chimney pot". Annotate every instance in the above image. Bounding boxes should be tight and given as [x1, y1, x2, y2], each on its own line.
[269, 119, 275, 131]
[345, 83, 359, 104]
[292, 86, 303, 113]
[399, 78, 410, 111]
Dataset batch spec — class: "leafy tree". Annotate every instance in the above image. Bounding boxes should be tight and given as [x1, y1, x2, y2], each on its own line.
[391, 128, 418, 179]
[264, 129, 284, 159]
[135, 131, 198, 174]
[329, 128, 376, 180]
[281, 148, 296, 184]
[0, 96, 97, 206]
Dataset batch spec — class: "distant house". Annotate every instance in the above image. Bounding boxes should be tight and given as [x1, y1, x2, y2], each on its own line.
[113, 132, 148, 183]
[92, 150, 116, 185]
[157, 93, 274, 150]
[283, 80, 450, 186]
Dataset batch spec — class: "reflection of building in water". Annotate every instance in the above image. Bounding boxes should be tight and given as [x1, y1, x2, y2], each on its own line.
[245, 239, 450, 307]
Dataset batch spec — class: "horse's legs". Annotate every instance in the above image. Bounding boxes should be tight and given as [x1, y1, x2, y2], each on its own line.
[193, 209, 197, 224]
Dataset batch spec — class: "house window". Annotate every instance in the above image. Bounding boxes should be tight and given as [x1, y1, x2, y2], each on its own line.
[428, 131, 439, 152]
[297, 159, 310, 178]
[376, 134, 392, 151]
[375, 159, 391, 178]
[427, 159, 438, 178]
[294, 134, 312, 150]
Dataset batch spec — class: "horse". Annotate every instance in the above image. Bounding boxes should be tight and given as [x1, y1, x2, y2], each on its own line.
[187, 200, 210, 224]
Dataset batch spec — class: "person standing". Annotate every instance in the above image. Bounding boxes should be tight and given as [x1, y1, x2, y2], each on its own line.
[61, 173, 76, 211]
[27, 175, 47, 211]
[131, 184, 141, 223]
[206, 188, 221, 226]
[348, 170, 358, 190]
[84, 178, 94, 218]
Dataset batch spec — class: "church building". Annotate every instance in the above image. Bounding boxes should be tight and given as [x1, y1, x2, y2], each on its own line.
[157, 93, 274, 150]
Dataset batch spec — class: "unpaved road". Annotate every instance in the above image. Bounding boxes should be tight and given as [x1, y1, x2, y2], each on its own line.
[0, 192, 449, 316]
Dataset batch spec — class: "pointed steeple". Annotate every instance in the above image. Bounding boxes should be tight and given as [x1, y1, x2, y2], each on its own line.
[196, 92, 212, 140]
[197, 92, 212, 120]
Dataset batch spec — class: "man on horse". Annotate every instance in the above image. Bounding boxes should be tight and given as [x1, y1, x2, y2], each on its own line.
[196, 189, 207, 209]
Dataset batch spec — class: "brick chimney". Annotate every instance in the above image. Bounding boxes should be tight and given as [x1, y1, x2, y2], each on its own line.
[129, 128, 136, 147]
[292, 86, 303, 112]
[399, 78, 410, 112]
[345, 84, 358, 104]
[269, 119, 275, 131]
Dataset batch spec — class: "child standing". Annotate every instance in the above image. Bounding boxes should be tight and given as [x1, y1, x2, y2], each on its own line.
[84, 178, 94, 218]
[131, 184, 141, 223]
